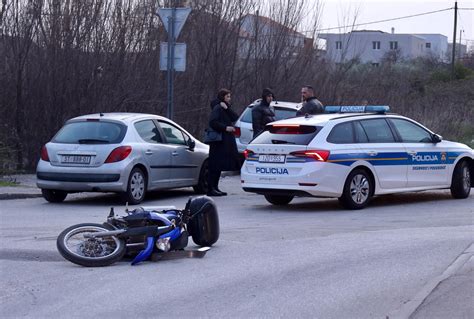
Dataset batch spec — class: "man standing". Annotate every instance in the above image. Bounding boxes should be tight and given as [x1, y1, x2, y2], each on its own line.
[252, 88, 276, 138]
[296, 85, 324, 116]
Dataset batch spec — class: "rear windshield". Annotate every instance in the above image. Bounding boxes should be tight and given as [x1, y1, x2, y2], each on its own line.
[251, 125, 321, 145]
[240, 106, 297, 123]
[53, 121, 127, 144]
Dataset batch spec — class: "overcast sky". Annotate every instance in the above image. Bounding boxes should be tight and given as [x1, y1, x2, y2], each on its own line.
[313, 0, 473, 47]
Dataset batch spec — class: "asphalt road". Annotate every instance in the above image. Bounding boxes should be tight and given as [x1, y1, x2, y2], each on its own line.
[0, 175, 473, 318]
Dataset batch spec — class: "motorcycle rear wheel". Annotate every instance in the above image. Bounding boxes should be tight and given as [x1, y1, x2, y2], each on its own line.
[57, 223, 126, 267]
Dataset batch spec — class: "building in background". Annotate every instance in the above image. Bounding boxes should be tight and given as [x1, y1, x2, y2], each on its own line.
[237, 14, 313, 59]
[319, 29, 448, 64]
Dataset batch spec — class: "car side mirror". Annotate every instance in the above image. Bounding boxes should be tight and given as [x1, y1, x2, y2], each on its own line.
[188, 139, 196, 150]
[431, 134, 442, 143]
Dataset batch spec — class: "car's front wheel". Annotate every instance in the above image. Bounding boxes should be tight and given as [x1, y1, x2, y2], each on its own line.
[450, 160, 471, 199]
[42, 189, 67, 203]
[264, 194, 294, 205]
[339, 169, 373, 210]
[121, 167, 146, 204]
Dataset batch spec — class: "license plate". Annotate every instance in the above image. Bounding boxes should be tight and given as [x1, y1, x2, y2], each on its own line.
[62, 155, 91, 164]
[258, 154, 285, 163]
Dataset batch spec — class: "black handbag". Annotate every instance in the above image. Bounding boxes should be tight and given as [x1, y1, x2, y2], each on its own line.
[203, 127, 222, 144]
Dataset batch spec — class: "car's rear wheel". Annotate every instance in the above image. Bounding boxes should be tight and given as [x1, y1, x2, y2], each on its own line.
[339, 169, 373, 210]
[121, 167, 146, 204]
[42, 189, 67, 203]
[193, 160, 209, 194]
[450, 160, 471, 199]
[264, 194, 294, 206]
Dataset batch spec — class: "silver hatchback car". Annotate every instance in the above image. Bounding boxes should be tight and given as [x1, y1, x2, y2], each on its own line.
[37, 113, 209, 204]
[234, 99, 301, 154]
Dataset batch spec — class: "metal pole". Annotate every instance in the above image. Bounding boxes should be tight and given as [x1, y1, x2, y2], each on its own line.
[451, 1, 457, 78]
[167, 15, 172, 119]
[170, 5, 176, 120]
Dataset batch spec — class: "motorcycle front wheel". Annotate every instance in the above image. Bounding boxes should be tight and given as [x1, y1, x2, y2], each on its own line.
[57, 223, 126, 267]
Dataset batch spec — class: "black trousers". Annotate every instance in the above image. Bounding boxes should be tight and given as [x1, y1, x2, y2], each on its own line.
[208, 169, 221, 190]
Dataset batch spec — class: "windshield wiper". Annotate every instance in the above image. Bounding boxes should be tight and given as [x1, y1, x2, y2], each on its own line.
[78, 139, 110, 144]
[271, 139, 295, 144]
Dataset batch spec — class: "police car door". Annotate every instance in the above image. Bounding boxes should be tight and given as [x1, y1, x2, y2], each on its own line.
[388, 118, 449, 187]
[356, 119, 407, 189]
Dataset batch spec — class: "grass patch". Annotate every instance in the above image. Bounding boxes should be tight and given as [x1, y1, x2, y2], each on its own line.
[0, 180, 19, 187]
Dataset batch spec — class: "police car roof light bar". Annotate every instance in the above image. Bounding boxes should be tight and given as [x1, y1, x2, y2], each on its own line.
[324, 105, 390, 114]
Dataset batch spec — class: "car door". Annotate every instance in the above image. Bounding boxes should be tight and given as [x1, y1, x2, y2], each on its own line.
[133, 120, 172, 187]
[356, 119, 408, 189]
[237, 107, 255, 145]
[157, 120, 200, 186]
[388, 118, 449, 187]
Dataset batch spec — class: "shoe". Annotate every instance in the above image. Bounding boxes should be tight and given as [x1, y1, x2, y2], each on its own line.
[216, 189, 227, 196]
[207, 189, 223, 197]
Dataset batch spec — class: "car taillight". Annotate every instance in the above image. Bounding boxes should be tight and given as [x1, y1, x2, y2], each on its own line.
[290, 150, 330, 162]
[105, 146, 132, 163]
[40, 145, 50, 162]
[233, 126, 241, 138]
[243, 149, 254, 159]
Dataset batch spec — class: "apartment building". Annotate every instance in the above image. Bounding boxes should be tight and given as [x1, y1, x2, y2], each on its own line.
[320, 30, 448, 64]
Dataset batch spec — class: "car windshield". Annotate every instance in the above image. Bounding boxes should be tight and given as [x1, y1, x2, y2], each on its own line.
[53, 121, 127, 144]
[251, 125, 321, 145]
[240, 106, 297, 123]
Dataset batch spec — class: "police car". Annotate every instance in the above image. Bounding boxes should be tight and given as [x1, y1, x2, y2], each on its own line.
[241, 106, 473, 209]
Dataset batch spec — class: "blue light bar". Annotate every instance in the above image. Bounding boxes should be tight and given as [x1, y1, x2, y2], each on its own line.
[324, 105, 390, 114]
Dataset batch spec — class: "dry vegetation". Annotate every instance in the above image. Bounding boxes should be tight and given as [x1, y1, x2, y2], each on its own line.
[0, 0, 472, 173]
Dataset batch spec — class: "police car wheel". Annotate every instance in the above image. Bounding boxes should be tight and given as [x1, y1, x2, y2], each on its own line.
[339, 169, 373, 210]
[264, 194, 294, 206]
[450, 160, 471, 199]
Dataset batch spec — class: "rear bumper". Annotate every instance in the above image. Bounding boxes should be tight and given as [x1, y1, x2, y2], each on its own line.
[37, 172, 120, 183]
[242, 187, 314, 197]
[36, 159, 132, 192]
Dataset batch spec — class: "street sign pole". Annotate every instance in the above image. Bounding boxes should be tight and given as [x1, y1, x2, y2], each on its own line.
[158, 6, 190, 120]
[166, 7, 177, 120]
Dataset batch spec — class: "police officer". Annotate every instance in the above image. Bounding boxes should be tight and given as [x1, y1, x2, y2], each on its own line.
[296, 85, 324, 116]
[252, 88, 276, 138]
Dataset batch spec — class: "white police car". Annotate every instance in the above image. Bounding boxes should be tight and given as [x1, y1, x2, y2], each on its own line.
[241, 106, 473, 209]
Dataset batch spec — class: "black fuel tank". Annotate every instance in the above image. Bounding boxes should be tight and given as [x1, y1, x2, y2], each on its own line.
[187, 196, 219, 246]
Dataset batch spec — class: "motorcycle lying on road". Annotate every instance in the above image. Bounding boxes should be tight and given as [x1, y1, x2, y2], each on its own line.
[57, 196, 219, 267]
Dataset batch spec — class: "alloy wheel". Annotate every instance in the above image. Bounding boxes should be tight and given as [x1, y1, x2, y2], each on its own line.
[350, 174, 369, 204]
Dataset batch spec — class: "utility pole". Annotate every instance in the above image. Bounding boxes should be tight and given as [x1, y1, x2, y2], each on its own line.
[451, 1, 457, 78]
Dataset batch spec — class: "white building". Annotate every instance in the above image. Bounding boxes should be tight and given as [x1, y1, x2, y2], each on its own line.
[320, 30, 448, 64]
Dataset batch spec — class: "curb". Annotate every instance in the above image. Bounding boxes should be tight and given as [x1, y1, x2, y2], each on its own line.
[388, 242, 474, 318]
[0, 193, 43, 200]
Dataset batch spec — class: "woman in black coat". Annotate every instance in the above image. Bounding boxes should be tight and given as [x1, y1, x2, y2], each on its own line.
[207, 88, 240, 196]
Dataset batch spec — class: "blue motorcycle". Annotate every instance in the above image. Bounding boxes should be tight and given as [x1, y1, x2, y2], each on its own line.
[57, 196, 219, 267]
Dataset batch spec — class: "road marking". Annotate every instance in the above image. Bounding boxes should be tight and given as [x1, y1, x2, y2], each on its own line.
[388, 242, 474, 319]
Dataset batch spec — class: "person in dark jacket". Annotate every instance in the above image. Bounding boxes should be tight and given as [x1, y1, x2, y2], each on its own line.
[296, 85, 324, 116]
[251, 88, 276, 138]
[206, 88, 240, 196]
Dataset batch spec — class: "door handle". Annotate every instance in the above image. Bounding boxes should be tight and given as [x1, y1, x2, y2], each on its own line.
[172, 151, 179, 156]
[145, 150, 153, 155]
[367, 151, 378, 156]
[407, 151, 417, 155]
